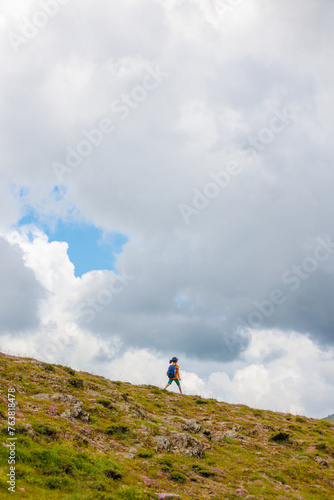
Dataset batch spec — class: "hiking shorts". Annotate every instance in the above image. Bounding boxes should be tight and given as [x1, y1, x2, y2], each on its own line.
[168, 378, 180, 386]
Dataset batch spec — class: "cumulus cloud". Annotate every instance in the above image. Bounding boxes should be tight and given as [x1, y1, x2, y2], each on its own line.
[77, 330, 334, 419]
[206, 330, 334, 418]
[0, 0, 334, 416]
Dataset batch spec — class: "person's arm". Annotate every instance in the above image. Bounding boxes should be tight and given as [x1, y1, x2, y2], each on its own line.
[176, 365, 181, 380]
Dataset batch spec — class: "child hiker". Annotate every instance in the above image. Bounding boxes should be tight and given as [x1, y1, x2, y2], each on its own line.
[164, 356, 182, 394]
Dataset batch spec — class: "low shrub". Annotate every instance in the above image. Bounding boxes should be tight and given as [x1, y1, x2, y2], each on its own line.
[270, 431, 290, 443]
[41, 363, 56, 373]
[104, 469, 123, 480]
[97, 399, 115, 409]
[136, 450, 154, 459]
[32, 422, 59, 439]
[105, 424, 130, 438]
[113, 486, 151, 499]
[68, 377, 84, 389]
[62, 366, 76, 376]
[192, 464, 215, 478]
[158, 456, 173, 472]
[45, 475, 73, 490]
[253, 410, 265, 419]
[170, 471, 187, 483]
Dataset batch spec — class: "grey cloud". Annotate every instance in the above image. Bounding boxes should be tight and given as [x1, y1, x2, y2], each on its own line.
[2, 0, 334, 360]
[262, 349, 288, 364]
[0, 238, 46, 332]
[81, 311, 250, 363]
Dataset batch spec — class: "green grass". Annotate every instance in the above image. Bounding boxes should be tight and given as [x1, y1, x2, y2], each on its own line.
[1, 352, 334, 500]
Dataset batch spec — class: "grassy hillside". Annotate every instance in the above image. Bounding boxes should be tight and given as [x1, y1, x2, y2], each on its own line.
[0, 353, 333, 499]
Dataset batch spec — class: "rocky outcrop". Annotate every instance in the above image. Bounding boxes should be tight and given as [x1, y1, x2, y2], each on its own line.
[161, 416, 211, 440]
[179, 417, 202, 433]
[31, 393, 90, 422]
[153, 431, 205, 457]
[212, 424, 242, 444]
[152, 435, 171, 451]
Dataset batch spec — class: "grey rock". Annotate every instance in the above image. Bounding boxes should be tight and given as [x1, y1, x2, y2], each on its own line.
[212, 429, 241, 443]
[86, 390, 105, 398]
[33, 393, 90, 422]
[123, 446, 138, 459]
[152, 435, 171, 451]
[169, 431, 205, 457]
[314, 456, 328, 467]
[180, 418, 202, 434]
[212, 431, 225, 444]
[201, 428, 212, 439]
[225, 430, 239, 439]
[80, 412, 90, 423]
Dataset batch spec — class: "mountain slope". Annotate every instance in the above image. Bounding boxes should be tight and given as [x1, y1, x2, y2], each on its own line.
[0, 353, 333, 499]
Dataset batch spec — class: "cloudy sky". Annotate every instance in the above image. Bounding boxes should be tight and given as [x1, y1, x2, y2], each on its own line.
[1, 0, 334, 418]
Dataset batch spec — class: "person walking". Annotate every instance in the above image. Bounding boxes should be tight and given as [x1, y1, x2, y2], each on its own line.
[164, 356, 182, 394]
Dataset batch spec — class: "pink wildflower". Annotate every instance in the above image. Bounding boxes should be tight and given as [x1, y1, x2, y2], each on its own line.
[236, 488, 247, 496]
[157, 494, 181, 499]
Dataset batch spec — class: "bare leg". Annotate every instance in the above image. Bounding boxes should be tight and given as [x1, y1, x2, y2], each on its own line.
[164, 383, 171, 390]
[178, 384, 183, 394]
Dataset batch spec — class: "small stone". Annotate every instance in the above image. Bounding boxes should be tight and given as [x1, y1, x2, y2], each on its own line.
[225, 430, 239, 439]
[314, 456, 328, 467]
[212, 431, 225, 443]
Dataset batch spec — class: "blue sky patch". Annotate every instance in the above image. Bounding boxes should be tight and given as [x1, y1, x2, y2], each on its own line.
[17, 206, 128, 277]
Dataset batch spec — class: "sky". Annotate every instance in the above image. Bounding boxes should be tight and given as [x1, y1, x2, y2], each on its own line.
[0, 0, 334, 418]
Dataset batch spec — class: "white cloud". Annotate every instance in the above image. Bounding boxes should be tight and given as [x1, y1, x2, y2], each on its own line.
[0, 0, 334, 417]
[1, 227, 333, 417]
[205, 330, 334, 417]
